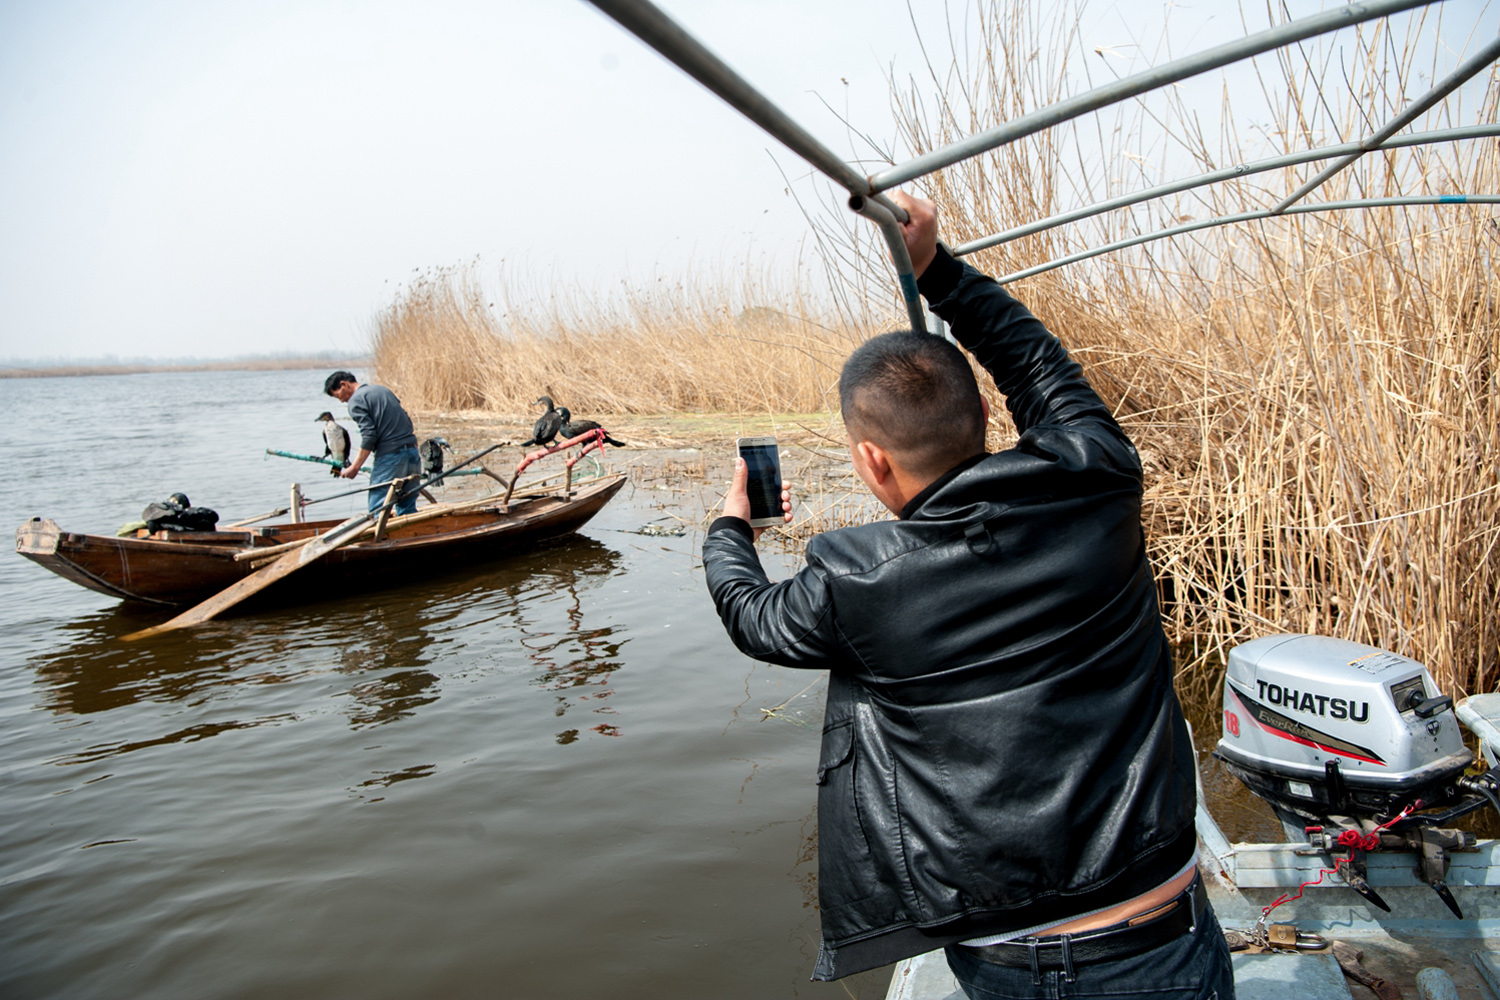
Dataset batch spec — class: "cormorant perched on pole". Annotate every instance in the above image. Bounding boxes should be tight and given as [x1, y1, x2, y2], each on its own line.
[519, 396, 563, 447]
[316, 411, 352, 475]
[558, 407, 627, 447]
[419, 437, 453, 478]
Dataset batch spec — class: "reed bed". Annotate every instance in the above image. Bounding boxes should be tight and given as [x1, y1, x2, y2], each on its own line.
[857, 0, 1500, 696]
[374, 2, 1498, 695]
[371, 263, 858, 416]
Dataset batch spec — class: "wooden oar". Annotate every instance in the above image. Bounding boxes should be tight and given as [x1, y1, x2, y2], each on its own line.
[122, 443, 506, 641]
[120, 509, 379, 641]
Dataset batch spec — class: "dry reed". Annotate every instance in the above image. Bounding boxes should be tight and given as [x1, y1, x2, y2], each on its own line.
[859, 0, 1500, 696]
[372, 2, 1499, 696]
[370, 262, 859, 416]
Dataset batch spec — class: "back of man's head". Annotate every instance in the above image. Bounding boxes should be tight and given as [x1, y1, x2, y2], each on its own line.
[324, 370, 357, 396]
[839, 331, 985, 480]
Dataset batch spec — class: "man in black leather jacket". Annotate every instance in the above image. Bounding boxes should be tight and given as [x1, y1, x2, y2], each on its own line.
[703, 193, 1233, 997]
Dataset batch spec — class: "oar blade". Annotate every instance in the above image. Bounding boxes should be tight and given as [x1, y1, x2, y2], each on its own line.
[120, 514, 371, 641]
[121, 445, 506, 643]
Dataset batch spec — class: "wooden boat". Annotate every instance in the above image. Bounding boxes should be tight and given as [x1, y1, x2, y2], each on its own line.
[15, 474, 627, 607]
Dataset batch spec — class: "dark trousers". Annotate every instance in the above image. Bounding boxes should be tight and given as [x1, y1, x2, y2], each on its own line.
[944, 901, 1235, 1000]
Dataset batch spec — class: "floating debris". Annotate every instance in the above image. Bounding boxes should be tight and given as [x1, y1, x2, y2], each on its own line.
[628, 522, 686, 537]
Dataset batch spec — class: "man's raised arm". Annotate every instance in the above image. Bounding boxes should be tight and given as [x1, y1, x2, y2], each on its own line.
[887, 192, 1116, 439]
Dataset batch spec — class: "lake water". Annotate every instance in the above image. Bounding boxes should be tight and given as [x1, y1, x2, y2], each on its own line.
[0, 369, 895, 999]
[0, 368, 1273, 1000]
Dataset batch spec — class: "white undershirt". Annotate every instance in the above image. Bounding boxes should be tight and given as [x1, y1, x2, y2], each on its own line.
[959, 850, 1200, 946]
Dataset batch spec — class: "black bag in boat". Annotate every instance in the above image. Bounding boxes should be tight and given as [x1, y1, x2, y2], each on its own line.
[141, 494, 220, 532]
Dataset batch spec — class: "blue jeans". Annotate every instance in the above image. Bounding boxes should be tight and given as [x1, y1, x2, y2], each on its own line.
[944, 902, 1235, 1000]
[369, 445, 422, 516]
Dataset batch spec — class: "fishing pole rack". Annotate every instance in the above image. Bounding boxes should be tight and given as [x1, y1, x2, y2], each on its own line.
[501, 429, 612, 508]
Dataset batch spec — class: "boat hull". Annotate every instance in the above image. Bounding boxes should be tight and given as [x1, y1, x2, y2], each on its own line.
[16, 475, 627, 606]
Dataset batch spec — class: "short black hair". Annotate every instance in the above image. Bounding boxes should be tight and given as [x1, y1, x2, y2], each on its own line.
[839, 331, 985, 479]
[324, 371, 357, 396]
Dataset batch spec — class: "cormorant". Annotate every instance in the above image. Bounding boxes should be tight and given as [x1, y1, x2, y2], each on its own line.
[558, 407, 627, 447]
[519, 396, 563, 447]
[316, 411, 352, 475]
[420, 437, 453, 478]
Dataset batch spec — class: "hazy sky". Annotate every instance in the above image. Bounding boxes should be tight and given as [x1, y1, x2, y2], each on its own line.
[1, 0, 1492, 363]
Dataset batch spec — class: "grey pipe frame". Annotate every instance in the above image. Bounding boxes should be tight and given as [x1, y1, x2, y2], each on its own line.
[1272, 35, 1500, 212]
[584, 0, 926, 330]
[991, 195, 1500, 288]
[586, 0, 1490, 321]
[866, 0, 1438, 194]
[973, 30, 1500, 285]
[953, 124, 1500, 258]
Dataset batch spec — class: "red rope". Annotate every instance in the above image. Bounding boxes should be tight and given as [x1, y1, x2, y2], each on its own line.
[1259, 801, 1420, 921]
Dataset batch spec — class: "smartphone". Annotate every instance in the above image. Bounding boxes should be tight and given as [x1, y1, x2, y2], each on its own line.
[736, 436, 784, 527]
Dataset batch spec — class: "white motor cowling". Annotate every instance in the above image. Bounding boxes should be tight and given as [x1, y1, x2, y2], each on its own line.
[1214, 633, 1497, 919]
[1215, 634, 1470, 828]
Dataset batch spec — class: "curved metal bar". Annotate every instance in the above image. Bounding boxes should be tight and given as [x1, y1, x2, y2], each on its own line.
[992, 194, 1500, 286]
[1271, 34, 1500, 212]
[583, 0, 1481, 336]
[866, 0, 1436, 194]
[582, 0, 907, 224]
[584, 0, 928, 321]
[848, 195, 926, 332]
[953, 124, 1500, 257]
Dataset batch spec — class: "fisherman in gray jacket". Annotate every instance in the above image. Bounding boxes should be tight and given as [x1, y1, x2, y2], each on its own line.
[324, 371, 421, 516]
[703, 192, 1232, 997]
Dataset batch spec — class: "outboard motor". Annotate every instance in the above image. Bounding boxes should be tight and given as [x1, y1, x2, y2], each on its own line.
[1215, 634, 1499, 917]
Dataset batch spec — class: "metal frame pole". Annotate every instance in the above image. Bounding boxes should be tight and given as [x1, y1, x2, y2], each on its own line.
[952, 124, 1500, 257]
[583, 0, 927, 329]
[1271, 35, 1500, 212]
[585, 0, 1483, 322]
[991, 194, 1500, 286]
[848, 195, 926, 332]
[866, 0, 1436, 193]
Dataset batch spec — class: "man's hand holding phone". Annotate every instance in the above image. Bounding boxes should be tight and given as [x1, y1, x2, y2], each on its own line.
[726, 437, 792, 539]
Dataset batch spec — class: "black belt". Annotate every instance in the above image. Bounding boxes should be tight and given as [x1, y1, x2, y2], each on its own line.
[958, 875, 1207, 971]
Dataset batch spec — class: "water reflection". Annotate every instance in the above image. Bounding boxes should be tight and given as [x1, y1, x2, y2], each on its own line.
[4, 370, 896, 1000]
[54, 716, 297, 766]
[27, 535, 627, 757]
[1180, 682, 1284, 843]
[355, 763, 439, 805]
[342, 669, 438, 728]
[30, 605, 270, 715]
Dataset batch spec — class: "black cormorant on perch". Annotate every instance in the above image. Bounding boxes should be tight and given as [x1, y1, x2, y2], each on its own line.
[419, 437, 453, 478]
[519, 396, 563, 447]
[558, 408, 627, 447]
[316, 411, 352, 475]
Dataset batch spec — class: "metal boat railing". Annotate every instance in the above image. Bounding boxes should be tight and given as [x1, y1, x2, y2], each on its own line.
[584, 0, 1498, 313]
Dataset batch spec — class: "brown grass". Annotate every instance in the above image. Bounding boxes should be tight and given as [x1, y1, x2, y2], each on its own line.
[373, 2, 1499, 696]
[370, 264, 860, 416]
[867, 0, 1500, 696]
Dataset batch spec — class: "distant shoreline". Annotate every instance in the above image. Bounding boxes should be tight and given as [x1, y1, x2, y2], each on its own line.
[0, 357, 372, 379]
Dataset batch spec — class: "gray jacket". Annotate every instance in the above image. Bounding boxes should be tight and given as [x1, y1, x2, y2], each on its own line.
[348, 383, 417, 454]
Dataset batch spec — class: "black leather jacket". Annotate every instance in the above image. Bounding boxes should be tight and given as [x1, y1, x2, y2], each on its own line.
[703, 249, 1197, 980]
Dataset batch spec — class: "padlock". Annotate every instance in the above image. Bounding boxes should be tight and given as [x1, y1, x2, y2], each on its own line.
[1267, 924, 1299, 947]
[1267, 923, 1327, 950]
